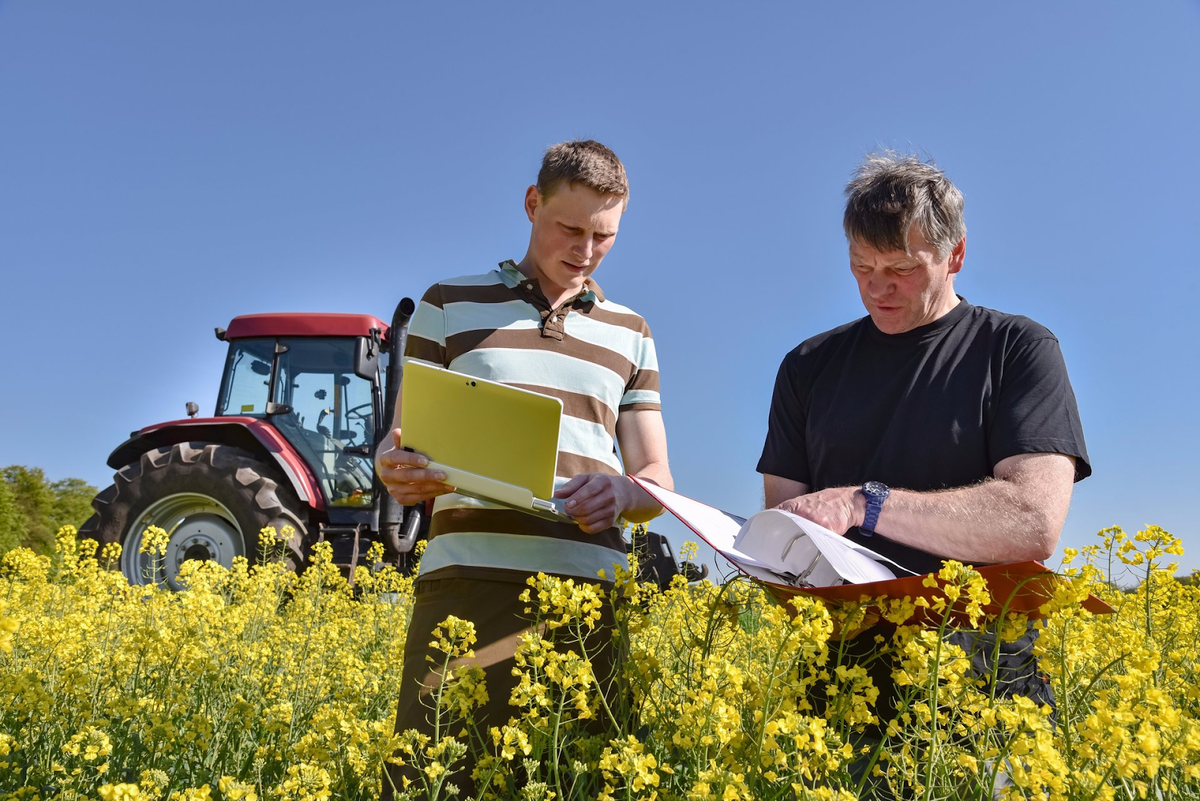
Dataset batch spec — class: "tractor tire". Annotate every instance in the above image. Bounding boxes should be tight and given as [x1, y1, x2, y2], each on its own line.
[79, 442, 309, 588]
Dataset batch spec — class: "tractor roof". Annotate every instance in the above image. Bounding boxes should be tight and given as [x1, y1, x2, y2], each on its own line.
[224, 313, 389, 340]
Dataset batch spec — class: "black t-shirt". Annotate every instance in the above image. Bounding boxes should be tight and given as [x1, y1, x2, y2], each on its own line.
[757, 298, 1090, 575]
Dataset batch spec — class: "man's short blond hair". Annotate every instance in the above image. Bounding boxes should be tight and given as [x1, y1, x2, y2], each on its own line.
[537, 140, 629, 208]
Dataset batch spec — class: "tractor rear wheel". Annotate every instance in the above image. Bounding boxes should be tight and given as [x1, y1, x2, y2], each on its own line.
[79, 442, 309, 588]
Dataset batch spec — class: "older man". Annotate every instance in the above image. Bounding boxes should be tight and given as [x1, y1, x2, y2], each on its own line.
[758, 152, 1090, 793]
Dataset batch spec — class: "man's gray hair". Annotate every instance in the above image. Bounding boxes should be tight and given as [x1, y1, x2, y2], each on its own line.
[843, 152, 966, 258]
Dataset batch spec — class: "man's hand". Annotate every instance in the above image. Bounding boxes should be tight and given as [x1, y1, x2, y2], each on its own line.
[775, 486, 864, 535]
[375, 429, 456, 505]
[764, 453, 1075, 562]
[554, 473, 639, 534]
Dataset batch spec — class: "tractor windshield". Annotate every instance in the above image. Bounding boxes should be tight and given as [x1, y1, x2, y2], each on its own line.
[217, 338, 275, 417]
[217, 337, 377, 508]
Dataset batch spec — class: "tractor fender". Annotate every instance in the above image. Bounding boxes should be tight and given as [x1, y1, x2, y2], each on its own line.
[106, 417, 326, 511]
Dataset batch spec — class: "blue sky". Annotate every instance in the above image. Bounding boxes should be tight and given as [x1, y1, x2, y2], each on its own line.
[2, 2, 1197, 578]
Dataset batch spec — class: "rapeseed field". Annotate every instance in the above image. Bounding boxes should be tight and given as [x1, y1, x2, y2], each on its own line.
[0, 524, 1196, 801]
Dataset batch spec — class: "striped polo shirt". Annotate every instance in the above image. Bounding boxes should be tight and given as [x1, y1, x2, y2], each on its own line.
[405, 260, 661, 584]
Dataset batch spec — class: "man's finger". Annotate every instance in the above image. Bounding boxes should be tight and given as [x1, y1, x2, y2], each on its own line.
[386, 481, 456, 504]
[380, 448, 429, 470]
[404, 481, 455, 495]
[579, 511, 618, 533]
[563, 477, 607, 507]
[391, 428, 403, 448]
[554, 475, 587, 498]
[381, 466, 446, 485]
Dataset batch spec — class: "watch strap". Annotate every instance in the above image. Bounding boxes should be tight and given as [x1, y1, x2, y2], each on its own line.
[860, 481, 889, 534]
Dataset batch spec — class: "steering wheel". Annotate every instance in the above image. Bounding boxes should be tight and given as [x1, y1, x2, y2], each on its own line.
[345, 402, 373, 423]
[343, 402, 373, 443]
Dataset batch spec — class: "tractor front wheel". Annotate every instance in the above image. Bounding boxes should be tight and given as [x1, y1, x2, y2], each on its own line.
[79, 442, 309, 588]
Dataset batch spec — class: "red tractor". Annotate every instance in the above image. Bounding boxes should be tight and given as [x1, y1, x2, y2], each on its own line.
[81, 300, 698, 589]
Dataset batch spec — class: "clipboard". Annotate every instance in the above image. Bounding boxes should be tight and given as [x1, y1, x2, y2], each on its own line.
[632, 477, 1113, 627]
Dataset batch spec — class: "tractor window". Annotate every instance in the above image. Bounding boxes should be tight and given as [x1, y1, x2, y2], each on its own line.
[216, 339, 275, 417]
[271, 338, 376, 508]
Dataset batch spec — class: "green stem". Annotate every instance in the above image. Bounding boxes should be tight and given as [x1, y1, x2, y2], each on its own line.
[550, 694, 565, 800]
[921, 626, 946, 801]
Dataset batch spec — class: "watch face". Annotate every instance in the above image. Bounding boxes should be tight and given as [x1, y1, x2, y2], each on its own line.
[863, 481, 889, 498]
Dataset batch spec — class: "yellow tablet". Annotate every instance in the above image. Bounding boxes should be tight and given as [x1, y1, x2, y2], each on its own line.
[400, 360, 568, 518]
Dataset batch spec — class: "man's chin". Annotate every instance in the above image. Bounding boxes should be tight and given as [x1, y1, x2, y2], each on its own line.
[870, 312, 910, 335]
[557, 275, 589, 293]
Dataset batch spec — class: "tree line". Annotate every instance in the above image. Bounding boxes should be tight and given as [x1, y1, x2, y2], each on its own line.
[0, 466, 98, 555]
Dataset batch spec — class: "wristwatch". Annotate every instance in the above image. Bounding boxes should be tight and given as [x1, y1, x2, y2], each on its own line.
[860, 481, 890, 535]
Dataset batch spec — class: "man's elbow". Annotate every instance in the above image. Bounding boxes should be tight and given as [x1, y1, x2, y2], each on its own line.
[997, 453, 1075, 562]
[1028, 537, 1058, 564]
[1025, 509, 1065, 562]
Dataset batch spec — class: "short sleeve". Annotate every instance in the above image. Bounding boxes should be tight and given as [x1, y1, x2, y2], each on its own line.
[619, 320, 661, 412]
[756, 349, 812, 485]
[990, 335, 1091, 481]
[404, 283, 448, 367]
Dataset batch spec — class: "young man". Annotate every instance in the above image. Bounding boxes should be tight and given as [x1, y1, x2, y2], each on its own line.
[376, 140, 672, 797]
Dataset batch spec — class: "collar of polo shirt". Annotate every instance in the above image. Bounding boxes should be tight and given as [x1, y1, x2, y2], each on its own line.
[498, 260, 606, 304]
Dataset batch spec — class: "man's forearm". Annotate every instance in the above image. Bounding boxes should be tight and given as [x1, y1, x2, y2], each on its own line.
[869, 462, 1073, 564]
[614, 408, 673, 524]
[776, 453, 1076, 565]
[620, 461, 673, 523]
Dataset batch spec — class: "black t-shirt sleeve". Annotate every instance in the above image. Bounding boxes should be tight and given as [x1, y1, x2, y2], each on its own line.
[990, 334, 1091, 481]
[757, 349, 813, 485]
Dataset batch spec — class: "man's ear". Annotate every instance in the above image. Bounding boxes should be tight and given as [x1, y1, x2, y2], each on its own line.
[524, 185, 541, 223]
[948, 237, 966, 275]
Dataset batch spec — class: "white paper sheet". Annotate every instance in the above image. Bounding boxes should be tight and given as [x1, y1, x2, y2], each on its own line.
[632, 478, 912, 588]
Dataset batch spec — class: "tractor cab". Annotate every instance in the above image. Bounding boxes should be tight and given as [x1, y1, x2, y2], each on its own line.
[216, 313, 387, 517]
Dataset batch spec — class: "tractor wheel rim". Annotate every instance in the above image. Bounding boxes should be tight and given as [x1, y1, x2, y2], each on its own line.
[120, 493, 244, 589]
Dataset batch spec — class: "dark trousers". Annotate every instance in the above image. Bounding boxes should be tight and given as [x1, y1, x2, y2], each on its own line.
[817, 623, 1053, 800]
[381, 575, 619, 801]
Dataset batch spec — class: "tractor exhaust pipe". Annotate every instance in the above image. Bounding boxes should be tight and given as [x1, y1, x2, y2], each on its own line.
[378, 297, 420, 556]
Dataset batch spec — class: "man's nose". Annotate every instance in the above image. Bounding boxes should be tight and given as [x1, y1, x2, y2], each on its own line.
[574, 236, 593, 262]
[867, 272, 891, 298]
